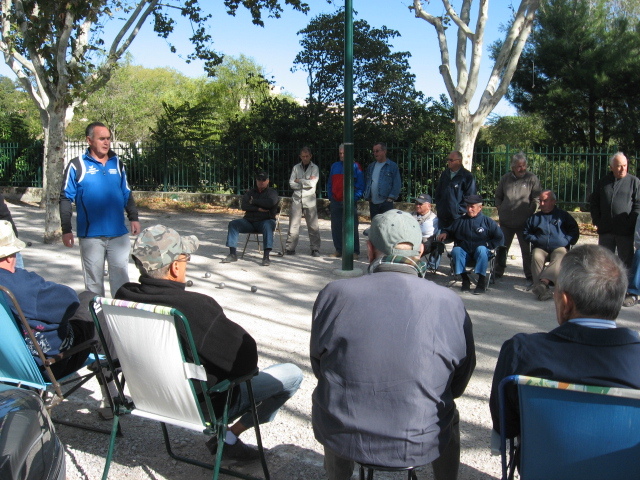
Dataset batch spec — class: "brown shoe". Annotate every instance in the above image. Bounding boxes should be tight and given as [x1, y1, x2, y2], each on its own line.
[330, 251, 342, 258]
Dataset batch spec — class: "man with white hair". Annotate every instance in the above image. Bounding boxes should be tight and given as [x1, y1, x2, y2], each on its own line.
[311, 210, 475, 480]
[590, 152, 640, 268]
[490, 245, 640, 440]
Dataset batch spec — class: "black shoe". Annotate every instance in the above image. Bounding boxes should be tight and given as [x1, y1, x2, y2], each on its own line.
[495, 269, 504, 279]
[474, 275, 487, 294]
[222, 438, 260, 462]
[285, 250, 296, 255]
[222, 254, 237, 263]
[461, 278, 471, 292]
[205, 435, 219, 455]
[311, 250, 321, 257]
[261, 257, 271, 266]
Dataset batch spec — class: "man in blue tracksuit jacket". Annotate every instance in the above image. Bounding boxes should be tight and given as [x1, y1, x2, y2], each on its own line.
[60, 122, 140, 297]
[438, 195, 503, 294]
[364, 142, 401, 219]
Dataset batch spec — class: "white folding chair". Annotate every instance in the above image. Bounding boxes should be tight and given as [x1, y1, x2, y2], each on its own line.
[90, 297, 269, 480]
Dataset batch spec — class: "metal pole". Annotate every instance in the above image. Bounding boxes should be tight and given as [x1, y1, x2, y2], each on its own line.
[342, 0, 355, 271]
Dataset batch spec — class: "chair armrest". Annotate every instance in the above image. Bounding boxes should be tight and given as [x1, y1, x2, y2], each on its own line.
[43, 339, 99, 366]
[206, 368, 260, 394]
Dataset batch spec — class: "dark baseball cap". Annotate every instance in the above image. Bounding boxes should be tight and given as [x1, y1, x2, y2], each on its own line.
[415, 193, 432, 204]
[256, 170, 269, 181]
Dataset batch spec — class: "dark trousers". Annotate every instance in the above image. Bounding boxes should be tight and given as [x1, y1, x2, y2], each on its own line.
[47, 290, 95, 380]
[330, 201, 360, 254]
[598, 233, 634, 268]
[369, 200, 394, 219]
[498, 225, 532, 280]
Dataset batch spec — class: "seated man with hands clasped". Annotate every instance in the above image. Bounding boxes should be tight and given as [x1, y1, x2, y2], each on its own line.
[437, 195, 504, 294]
[116, 224, 303, 462]
[523, 190, 579, 301]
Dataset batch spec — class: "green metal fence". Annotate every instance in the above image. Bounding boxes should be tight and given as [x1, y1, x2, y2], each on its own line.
[0, 141, 635, 209]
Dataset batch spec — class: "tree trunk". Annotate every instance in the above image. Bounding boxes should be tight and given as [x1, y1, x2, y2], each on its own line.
[42, 108, 68, 244]
[454, 110, 481, 171]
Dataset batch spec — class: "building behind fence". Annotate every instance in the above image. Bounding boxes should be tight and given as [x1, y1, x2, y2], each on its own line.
[0, 141, 635, 210]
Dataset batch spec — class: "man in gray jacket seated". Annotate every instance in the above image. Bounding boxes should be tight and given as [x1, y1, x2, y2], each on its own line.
[311, 210, 476, 480]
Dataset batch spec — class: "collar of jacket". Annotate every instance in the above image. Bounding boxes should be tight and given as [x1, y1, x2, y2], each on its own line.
[369, 254, 427, 277]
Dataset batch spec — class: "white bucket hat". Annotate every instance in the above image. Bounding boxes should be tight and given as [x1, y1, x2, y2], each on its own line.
[0, 220, 25, 258]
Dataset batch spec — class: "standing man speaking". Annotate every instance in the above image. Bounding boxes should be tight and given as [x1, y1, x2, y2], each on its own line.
[60, 122, 141, 296]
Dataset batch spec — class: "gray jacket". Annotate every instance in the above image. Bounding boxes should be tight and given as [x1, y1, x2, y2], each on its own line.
[311, 264, 475, 467]
[495, 171, 541, 229]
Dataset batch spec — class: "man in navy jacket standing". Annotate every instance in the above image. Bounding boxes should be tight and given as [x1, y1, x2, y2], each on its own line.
[434, 151, 477, 230]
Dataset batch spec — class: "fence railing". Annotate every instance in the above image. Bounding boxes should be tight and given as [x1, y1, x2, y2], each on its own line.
[0, 141, 635, 209]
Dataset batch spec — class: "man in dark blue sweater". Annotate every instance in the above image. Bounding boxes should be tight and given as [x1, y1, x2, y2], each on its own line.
[438, 195, 503, 294]
[524, 190, 579, 301]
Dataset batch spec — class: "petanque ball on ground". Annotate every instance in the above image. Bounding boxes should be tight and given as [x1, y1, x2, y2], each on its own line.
[103, 270, 108, 276]
[251, 286, 258, 293]
[26, 241, 32, 247]
[204, 272, 211, 278]
[186, 280, 193, 287]
[218, 282, 225, 289]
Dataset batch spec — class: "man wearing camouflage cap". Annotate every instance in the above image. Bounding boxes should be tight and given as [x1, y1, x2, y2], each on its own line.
[116, 225, 303, 462]
[311, 210, 475, 480]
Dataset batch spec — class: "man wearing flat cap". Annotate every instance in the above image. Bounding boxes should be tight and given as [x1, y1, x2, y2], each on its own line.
[311, 210, 476, 480]
[437, 195, 504, 294]
[117, 225, 303, 462]
[223, 170, 279, 266]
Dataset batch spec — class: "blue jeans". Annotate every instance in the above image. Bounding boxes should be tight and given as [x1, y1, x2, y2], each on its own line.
[628, 250, 640, 296]
[452, 245, 490, 276]
[228, 363, 303, 428]
[330, 201, 360, 254]
[226, 218, 276, 251]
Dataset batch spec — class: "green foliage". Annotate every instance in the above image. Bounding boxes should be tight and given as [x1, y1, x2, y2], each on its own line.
[292, 8, 422, 126]
[504, 0, 640, 149]
[479, 114, 549, 149]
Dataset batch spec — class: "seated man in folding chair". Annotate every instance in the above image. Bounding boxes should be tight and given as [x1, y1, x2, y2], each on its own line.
[222, 170, 279, 267]
[412, 193, 443, 271]
[311, 210, 476, 480]
[0, 220, 95, 379]
[523, 190, 580, 301]
[437, 195, 504, 294]
[488, 245, 640, 446]
[117, 224, 303, 462]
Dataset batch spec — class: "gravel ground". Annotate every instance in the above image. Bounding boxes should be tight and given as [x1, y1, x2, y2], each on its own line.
[8, 200, 636, 480]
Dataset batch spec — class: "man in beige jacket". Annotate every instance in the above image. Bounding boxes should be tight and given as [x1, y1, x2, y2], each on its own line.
[284, 146, 321, 256]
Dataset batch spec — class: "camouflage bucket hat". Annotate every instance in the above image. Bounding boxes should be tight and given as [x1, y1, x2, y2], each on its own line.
[132, 225, 199, 272]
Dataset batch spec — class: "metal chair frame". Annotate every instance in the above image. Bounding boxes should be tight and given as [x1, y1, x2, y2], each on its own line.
[447, 246, 499, 291]
[90, 297, 270, 480]
[499, 375, 640, 480]
[0, 284, 112, 434]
